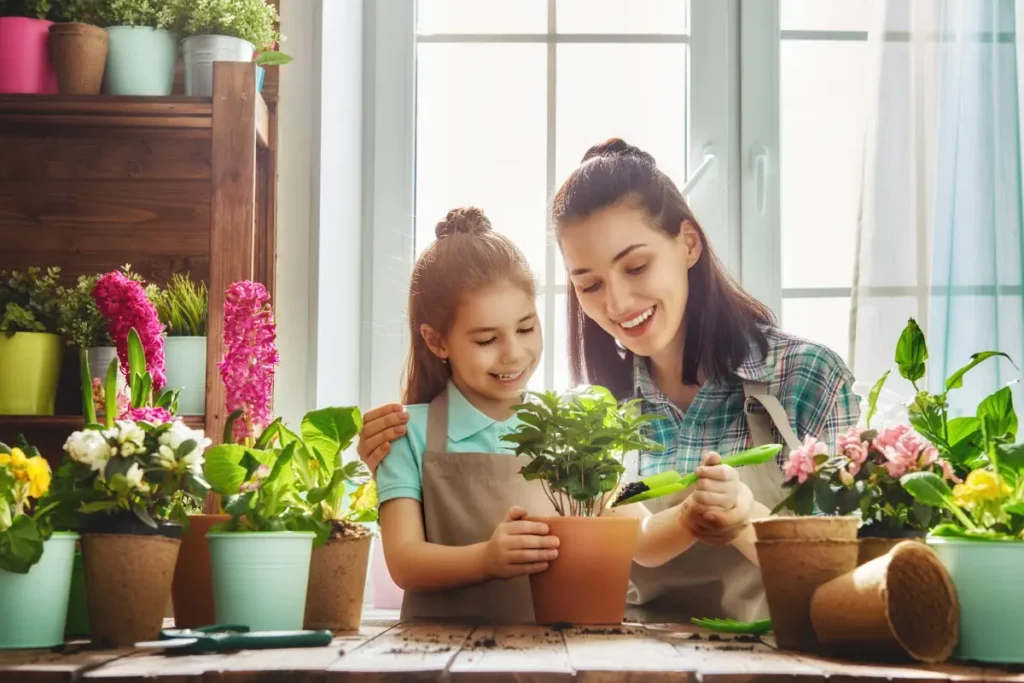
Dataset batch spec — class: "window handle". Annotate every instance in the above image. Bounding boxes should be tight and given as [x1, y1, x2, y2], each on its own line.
[751, 145, 769, 216]
[681, 148, 717, 198]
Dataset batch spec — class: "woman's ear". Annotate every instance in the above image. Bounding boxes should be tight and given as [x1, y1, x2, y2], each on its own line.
[419, 324, 448, 360]
[680, 220, 703, 269]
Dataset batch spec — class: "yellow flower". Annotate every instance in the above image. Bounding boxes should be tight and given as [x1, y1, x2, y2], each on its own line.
[23, 456, 51, 499]
[9, 448, 26, 467]
[952, 469, 1011, 507]
[0, 452, 9, 467]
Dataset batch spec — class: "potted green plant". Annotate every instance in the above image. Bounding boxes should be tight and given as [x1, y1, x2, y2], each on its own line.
[0, 267, 64, 416]
[176, 0, 286, 96]
[500, 385, 661, 625]
[154, 272, 208, 416]
[0, 0, 60, 93]
[278, 406, 378, 631]
[58, 273, 123, 419]
[0, 435, 80, 649]
[48, 0, 108, 94]
[90, 0, 178, 95]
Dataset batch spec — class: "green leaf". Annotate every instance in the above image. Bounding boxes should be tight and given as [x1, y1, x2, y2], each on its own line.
[223, 409, 244, 444]
[1001, 501, 1024, 517]
[865, 369, 891, 429]
[202, 444, 249, 494]
[945, 351, 1014, 392]
[301, 407, 363, 472]
[997, 443, 1024, 475]
[254, 417, 282, 450]
[900, 471, 955, 509]
[104, 357, 118, 428]
[895, 318, 928, 383]
[127, 328, 146, 383]
[0, 515, 44, 574]
[813, 476, 836, 514]
[978, 386, 1017, 445]
[78, 347, 97, 426]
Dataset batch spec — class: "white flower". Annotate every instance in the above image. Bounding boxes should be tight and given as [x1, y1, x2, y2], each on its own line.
[124, 463, 150, 493]
[64, 430, 113, 474]
[155, 444, 177, 470]
[115, 421, 145, 450]
[158, 421, 211, 474]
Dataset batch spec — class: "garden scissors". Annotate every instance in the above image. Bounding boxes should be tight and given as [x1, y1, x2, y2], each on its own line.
[133, 624, 334, 654]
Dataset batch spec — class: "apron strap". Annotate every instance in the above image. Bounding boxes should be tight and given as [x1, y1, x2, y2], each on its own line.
[425, 386, 450, 453]
[741, 380, 802, 451]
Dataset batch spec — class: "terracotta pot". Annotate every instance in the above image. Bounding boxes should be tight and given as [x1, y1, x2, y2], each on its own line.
[527, 515, 639, 626]
[304, 532, 373, 631]
[49, 22, 108, 94]
[171, 514, 229, 629]
[81, 528, 181, 648]
[810, 541, 959, 662]
[857, 531, 925, 566]
[755, 538, 859, 652]
[752, 515, 860, 541]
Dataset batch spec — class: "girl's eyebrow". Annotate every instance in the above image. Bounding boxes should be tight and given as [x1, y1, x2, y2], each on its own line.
[467, 313, 537, 334]
[569, 243, 648, 276]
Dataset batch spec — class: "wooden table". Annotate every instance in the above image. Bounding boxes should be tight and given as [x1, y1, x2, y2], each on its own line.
[2, 612, 1022, 682]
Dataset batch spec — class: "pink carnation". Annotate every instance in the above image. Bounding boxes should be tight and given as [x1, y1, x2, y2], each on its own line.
[92, 272, 166, 390]
[120, 406, 174, 424]
[837, 426, 870, 474]
[217, 281, 279, 442]
[783, 435, 827, 484]
[872, 424, 939, 478]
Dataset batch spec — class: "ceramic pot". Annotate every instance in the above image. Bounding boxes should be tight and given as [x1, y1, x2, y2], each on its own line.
[104, 26, 176, 96]
[0, 532, 79, 649]
[0, 17, 58, 93]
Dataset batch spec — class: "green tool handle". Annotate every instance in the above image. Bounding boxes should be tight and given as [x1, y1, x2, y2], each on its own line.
[209, 630, 334, 650]
[673, 444, 781, 490]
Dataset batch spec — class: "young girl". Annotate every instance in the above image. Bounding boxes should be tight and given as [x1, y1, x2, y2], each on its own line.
[375, 206, 749, 624]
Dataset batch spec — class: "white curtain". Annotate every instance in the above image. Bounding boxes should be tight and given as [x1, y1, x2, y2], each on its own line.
[851, 0, 1024, 418]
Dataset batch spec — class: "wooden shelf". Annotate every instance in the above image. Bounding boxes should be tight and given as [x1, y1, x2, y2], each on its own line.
[0, 414, 206, 430]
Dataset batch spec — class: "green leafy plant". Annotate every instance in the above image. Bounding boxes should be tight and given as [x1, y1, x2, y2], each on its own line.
[0, 436, 58, 573]
[0, 0, 69, 19]
[153, 272, 208, 337]
[89, 0, 177, 29]
[177, 0, 283, 51]
[57, 274, 112, 350]
[254, 49, 291, 66]
[501, 385, 664, 517]
[0, 266, 62, 334]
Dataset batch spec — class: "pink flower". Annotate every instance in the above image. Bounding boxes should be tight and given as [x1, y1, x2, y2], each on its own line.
[92, 272, 166, 390]
[239, 464, 271, 492]
[783, 435, 827, 484]
[217, 281, 279, 442]
[937, 458, 962, 484]
[872, 425, 938, 478]
[120, 406, 174, 424]
[837, 426, 870, 474]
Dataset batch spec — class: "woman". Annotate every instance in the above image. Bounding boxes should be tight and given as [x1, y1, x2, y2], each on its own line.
[357, 138, 860, 623]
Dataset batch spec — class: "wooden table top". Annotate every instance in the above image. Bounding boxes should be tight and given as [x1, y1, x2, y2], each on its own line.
[1, 612, 1022, 682]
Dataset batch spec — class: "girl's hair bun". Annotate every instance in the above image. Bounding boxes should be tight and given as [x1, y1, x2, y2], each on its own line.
[435, 206, 493, 239]
[580, 137, 657, 166]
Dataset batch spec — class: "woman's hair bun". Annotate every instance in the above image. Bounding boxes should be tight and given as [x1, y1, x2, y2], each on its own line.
[580, 137, 657, 166]
[435, 206, 493, 239]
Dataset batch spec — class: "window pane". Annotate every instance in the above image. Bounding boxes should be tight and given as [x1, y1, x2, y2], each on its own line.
[781, 297, 851, 363]
[527, 293, 571, 393]
[557, 0, 687, 34]
[780, 41, 867, 289]
[416, 0, 547, 34]
[781, 0, 876, 32]
[555, 43, 688, 282]
[414, 45, 548, 283]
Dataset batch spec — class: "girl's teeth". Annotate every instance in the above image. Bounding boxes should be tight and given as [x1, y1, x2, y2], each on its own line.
[621, 308, 654, 329]
[496, 370, 523, 380]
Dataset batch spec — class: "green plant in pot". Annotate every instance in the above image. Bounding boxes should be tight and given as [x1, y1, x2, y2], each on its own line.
[58, 273, 122, 420]
[0, 435, 80, 649]
[500, 384, 662, 625]
[154, 272, 209, 416]
[0, 267, 64, 416]
[176, 0, 288, 96]
[85, 0, 178, 95]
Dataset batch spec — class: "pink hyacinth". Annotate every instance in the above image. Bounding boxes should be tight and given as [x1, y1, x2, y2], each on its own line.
[837, 426, 870, 475]
[92, 271, 166, 390]
[120, 406, 174, 424]
[783, 435, 827, 484]
[218, 281, 279, 442]
[872, 424, 939, 478]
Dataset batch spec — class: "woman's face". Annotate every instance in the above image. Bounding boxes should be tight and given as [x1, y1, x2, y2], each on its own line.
[559, 202, 701, 360]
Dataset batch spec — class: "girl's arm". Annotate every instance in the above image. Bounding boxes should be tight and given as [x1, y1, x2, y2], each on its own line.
[603, 499, 699, 568]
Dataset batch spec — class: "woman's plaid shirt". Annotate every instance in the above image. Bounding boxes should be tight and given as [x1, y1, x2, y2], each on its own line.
[632, 328, 861, 478]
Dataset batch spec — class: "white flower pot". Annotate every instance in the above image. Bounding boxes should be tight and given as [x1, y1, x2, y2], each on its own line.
[181, 34, 255, 97]
[163, 336, 207, 415]
[86, 346, 128, 416]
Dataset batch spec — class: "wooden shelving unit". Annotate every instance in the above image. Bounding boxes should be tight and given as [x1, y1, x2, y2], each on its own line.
[0, 61, 277, 467]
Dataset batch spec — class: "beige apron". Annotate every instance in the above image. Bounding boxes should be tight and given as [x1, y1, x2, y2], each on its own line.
[623, 379, 803, 624]
[399, 387, 560, 623]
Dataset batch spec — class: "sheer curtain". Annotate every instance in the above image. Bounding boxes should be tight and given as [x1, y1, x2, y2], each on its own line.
[850, 0, 1024, 418]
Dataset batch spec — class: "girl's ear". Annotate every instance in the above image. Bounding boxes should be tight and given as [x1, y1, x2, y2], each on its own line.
[680, 220, 703, 269]
[419, 324, 448, 360]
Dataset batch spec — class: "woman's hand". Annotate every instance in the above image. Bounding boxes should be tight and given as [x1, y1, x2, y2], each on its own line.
[357, 403, 409, 473]
[681, 452, 754, 546]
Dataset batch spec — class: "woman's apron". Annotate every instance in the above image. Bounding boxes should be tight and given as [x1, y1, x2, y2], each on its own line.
[399, 388, 560, 623]
[623, 379, 803, 624]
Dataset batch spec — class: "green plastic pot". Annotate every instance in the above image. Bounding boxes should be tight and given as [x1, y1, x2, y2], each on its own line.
[0, 331, 63, 415]
[163, 336, 207, 415]
[929, 537, 1024, 664]
[103, 26, 175, 95]
[207, 531, 315, 630]
[0, 531, 79, 649]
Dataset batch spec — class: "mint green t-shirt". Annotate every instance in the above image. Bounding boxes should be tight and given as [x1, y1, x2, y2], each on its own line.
[375, 382, 523, 504]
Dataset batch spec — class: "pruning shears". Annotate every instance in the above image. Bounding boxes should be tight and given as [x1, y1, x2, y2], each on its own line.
[134, 624, 334, 654]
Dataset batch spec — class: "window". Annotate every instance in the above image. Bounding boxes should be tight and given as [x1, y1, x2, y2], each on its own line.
[365, 0, 870, 401]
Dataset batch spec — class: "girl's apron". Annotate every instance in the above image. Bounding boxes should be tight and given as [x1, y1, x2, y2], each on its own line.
[623, 379, 802, 624]
[399, 388, 560, 623]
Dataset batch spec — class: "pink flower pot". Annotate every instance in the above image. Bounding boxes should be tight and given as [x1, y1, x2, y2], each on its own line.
[370, 536, 403, 609]
[0, 17, 58, 94]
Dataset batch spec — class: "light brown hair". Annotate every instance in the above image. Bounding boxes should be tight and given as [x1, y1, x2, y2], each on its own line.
[552, 138, 776, 399]
[402, 207, 537, 404]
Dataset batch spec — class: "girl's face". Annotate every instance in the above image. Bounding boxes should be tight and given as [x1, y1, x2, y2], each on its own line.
[559, 202, 701, 360]
[423, 279, 542, 408]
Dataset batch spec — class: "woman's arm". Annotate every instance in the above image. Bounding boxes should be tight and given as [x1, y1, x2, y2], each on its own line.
[604, 499, 699, 568]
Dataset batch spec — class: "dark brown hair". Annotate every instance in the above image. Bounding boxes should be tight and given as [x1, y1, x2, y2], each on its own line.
[402, 206, 537, 404]
[552, 138, 776, 399]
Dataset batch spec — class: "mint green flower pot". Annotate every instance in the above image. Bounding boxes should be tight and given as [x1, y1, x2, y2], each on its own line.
[104, 26, 175, 96]
[928, 537, 1024, 664]
[0, 532, 79, 649]
[207, 531, 315, 631]
[163, 336, 207, 415]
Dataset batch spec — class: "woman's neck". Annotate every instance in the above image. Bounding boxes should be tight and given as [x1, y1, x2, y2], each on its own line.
[451, 377, 519, 422]
[647, 330, 703, 411]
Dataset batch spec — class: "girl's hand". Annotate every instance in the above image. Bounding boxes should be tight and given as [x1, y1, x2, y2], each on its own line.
[484, 506, 560, 580]
[357, 403, 409, 473]
[681, 452, 754, 546]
